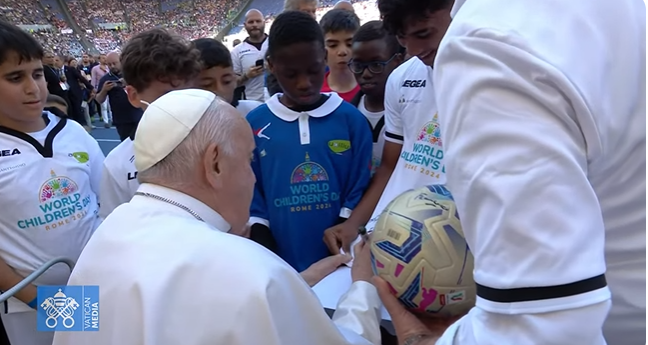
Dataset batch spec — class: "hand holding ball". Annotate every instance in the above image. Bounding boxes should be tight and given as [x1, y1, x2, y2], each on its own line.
[370, 185, 475, 317]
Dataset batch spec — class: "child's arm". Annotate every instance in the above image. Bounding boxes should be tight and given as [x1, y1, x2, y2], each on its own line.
[248, 146, 278, 253]
[340, 108, 373, 219]
[249, 146, 270, 226]
[0, 259, 36, 306]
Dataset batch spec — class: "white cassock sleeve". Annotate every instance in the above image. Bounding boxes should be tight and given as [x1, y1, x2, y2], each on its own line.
[244, 272, 383, 345]
[432, 31, 611, 344]
[53, 236, 382, 345]
[98, 162, 127, 219]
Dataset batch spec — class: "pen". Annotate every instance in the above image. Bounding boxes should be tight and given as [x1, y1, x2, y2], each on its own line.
[358, 225, 371, 243]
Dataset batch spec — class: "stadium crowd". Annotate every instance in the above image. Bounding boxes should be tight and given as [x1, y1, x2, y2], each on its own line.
[0, 0, 248, 55]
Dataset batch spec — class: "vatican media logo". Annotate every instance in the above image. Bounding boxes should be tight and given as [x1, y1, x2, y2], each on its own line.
[37, 286, 100, 332]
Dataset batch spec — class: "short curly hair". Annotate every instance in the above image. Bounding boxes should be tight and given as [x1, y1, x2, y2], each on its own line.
[268, 10, 324, 57]
[378, 0, 452, 35]
[120, 28, 201, 92]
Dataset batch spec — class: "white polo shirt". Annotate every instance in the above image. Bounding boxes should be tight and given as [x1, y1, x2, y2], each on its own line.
[365, 57, 446, 231]
[434, 0, 645, 344]
[99, 137, 138, 219]
[0, 112, 104, 313]
[231, 37, 269, 102]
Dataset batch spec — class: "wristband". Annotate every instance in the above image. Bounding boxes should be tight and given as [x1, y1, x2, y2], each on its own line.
[27, 297, 38, 309]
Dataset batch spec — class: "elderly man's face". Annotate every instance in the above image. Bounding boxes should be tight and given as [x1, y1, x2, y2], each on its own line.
[216, 117, 257, 235]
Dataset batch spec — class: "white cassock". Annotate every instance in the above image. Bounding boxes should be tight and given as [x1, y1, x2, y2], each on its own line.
[52, 183, 383, 345]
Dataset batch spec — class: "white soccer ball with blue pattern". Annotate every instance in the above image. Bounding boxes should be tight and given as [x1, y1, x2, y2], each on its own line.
[370, 185, 475, 317]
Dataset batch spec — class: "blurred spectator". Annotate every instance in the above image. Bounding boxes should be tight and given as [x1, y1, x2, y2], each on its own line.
[85, 0, 125, 23]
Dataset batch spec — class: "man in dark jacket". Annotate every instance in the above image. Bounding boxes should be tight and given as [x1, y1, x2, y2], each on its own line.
[64, 57, 94, 127]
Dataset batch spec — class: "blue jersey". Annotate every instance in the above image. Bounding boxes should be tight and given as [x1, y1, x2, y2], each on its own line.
[247, 93, 373, 271]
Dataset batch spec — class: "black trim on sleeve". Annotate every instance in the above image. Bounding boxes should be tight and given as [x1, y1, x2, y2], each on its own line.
[385, 131, 404, 142]
[0, 116, 66, 158]
[250, 223, 279, 255]
[476, 274, 607, 303]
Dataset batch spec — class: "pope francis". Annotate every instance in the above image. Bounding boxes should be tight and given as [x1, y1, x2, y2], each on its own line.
[52, 89, 383, 345]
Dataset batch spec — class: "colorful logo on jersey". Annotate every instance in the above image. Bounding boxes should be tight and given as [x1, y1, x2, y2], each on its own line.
[417, 119, 443, 148]
[399, 113, 445, 176]
[274, 153, 339, 212]
[328, 140, 351, 155]
[40, 171, 79, 202]
[17, 170, 94, 231]
[291, 154, 329, 183]
[68, 152, 89, 164]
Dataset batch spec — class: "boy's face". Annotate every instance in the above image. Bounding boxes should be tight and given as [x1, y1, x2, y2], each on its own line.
[195, 65, 237, 103]
[396, 10, 451, 67]
[350, 39, 400, 97]
[269, 41, 326, 107]
[0, 53, 47, 126]
[325, 30, 354, 72]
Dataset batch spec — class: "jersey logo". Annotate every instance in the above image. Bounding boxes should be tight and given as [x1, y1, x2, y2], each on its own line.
[1, 148, 21, 157]
[127, 171, 138, 181]
[401, 80, 427, 88]
[328, 140, 351, 154]
[68, 152, 89, 163]
[254, 123, 271, 140]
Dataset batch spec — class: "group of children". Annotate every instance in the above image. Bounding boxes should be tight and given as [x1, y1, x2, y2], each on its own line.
[0, 5, 444, 344]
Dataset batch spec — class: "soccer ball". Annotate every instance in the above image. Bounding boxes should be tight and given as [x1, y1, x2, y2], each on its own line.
[370, 185, 475, 317]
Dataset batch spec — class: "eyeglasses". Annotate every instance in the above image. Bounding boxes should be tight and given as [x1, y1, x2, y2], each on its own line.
[347, 54, 398, 75]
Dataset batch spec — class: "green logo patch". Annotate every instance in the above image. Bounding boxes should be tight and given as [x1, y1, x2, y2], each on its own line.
[69, 152, 89, 163]
[328, 140, 351, 154]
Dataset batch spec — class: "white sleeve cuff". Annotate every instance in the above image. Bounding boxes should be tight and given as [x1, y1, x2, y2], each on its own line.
[248, 217, 269, 228]
[339, 207, 352, 219]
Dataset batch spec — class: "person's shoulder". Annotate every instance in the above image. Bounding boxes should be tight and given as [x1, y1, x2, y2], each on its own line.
[335, 100, 365, 119]
[103, 138, 134, 170]
[230, 42, 246, 55]
[245, 102, 272, 123]
[52, 111, 85, 135]
[237, 100, 264, 116]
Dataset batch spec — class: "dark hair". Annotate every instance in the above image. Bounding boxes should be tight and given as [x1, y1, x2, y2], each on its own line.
[0, 20, 44, 65]
[319, 8, 360, 35]
[268, 11, 324, 57]
[191, 38, 232, 69]
[46, 94, 68, 107]
[120, 28, 201, 92]
[352, 20, 403, 55]
[378, 0, 452, 35]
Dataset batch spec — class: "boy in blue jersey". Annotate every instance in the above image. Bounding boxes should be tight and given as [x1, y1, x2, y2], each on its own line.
[246, 10, 373, 272]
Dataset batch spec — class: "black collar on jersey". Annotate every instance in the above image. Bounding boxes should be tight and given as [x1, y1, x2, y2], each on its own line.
[243, 34, 268, 50]
[0, 113, 67, 158]
[351, 91, 385, 143]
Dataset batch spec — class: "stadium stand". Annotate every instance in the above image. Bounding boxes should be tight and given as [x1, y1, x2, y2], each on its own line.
[0, 0, 378, 55]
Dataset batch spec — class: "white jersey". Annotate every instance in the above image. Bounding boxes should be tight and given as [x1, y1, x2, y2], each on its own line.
[0, 112, 103, 313]
[357, 95, 386, 175]
[99, 100, 263, 219]
[433, 0, 645, 344]
[231, 38, 269, 102]
[236, 100, 263, 117]
[98, 137, 138, 219]
[366, 58, 446, 231]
